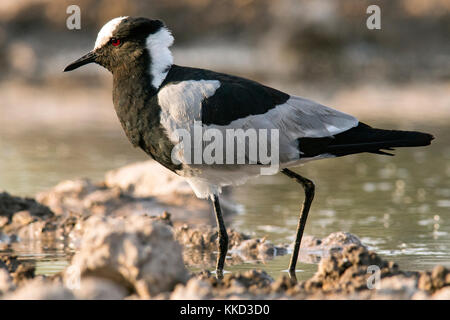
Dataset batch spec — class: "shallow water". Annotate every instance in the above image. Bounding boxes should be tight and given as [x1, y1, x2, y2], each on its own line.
[0, 119, 449, 280]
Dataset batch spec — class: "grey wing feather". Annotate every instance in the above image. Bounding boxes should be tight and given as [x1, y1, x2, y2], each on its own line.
[221, 95, 359, 162]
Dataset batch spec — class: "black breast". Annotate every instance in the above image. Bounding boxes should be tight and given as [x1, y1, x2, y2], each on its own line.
[112, 69, 181, 172]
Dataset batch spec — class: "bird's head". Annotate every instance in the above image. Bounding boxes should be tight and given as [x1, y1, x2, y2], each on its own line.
[64, 16, 174, 88]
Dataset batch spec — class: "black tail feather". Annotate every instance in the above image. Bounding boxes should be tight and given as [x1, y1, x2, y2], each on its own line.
[299, 122, 434, 158]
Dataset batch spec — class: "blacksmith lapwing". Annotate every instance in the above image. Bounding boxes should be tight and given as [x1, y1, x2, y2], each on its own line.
[64, 17, 434, 279]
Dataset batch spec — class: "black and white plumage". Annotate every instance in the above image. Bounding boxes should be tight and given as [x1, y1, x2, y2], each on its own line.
[64, 17, 434, 279]
[159, 67, 362, 198]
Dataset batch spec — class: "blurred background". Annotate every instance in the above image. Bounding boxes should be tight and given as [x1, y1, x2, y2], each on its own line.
[1, 0, 449, 83]
[0, 0, 449, 278]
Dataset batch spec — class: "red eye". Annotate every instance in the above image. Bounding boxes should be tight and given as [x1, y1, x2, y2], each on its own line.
[111, 38, 121, 47]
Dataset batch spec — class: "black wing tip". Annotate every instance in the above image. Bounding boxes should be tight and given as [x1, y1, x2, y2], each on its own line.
[372, 149, 395, 156]
[417, 132, 435, 146]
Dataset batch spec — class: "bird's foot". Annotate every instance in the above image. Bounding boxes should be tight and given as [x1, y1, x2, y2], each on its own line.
[288, 269, 298, 283]
[215, 268, 224, 280]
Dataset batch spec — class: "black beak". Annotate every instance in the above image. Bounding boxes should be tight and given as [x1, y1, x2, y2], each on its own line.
[64, 51, 97, 72]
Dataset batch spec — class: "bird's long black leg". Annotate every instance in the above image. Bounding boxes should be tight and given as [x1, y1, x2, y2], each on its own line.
[281, 168, 315, 281]
[211, 194, 229, 279]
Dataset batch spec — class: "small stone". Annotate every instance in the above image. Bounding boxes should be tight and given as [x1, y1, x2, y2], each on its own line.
[12, 210, 34, 226]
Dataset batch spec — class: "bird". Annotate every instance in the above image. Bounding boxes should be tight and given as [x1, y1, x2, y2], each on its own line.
[64, 16, 434, 279]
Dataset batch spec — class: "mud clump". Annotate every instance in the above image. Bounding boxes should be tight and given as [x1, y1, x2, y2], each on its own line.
[0, 255, 35, 286]
[298, 245, 450, 299]
[67, 215, 189, 299]
[171, 270, 277, 300]
[302, 244, 401, 293]
[0, 192, 53, 240]
[0, 192, 53, 222]
[418, 265, 450, 293]
[175, 224, 248, 251]
[0, 268, 15, 295]
[298, 232, 366, 264]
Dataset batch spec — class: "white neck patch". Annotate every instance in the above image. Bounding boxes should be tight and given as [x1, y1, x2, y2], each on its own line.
[146, 27, 174, 89]
[94, 16, 128, 49]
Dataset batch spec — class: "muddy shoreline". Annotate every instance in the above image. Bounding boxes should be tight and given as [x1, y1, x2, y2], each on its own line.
[1, 161, 449, 300]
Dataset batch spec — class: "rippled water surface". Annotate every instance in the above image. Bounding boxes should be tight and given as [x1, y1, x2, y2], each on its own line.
[0, 120, 449, 280]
